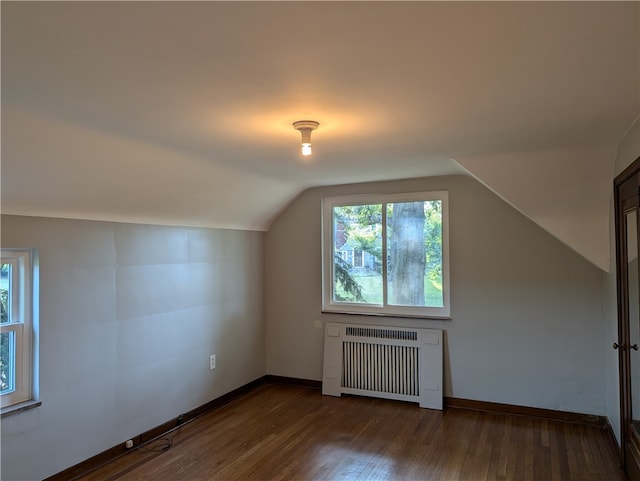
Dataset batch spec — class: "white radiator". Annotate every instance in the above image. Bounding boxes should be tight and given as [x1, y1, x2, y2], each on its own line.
[322, 322, 443, 410]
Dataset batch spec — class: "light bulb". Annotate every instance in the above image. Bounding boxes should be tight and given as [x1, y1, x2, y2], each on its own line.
[293, 120, 319, 158]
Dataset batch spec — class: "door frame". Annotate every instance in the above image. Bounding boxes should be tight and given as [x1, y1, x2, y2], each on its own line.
[615, 155, 640, 477]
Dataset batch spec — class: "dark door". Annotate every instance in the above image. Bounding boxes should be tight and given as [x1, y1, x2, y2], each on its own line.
[615, 156, 640, 479]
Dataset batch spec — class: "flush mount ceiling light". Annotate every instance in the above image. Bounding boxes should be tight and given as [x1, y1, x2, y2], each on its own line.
[293, 120, 319, 156]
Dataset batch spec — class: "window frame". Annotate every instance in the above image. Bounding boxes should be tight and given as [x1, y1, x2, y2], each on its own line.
[322, 191, 450, 319]
[1, 249, 37, 410]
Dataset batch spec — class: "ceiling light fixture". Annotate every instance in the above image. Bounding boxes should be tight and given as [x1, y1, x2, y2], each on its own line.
[293, 120, 319, 156]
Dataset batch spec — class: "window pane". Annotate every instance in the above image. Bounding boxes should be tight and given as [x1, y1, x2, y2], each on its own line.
[0, 331, 15, 394]
[387, 200, 443, 307]
[0, 264, 10, 324]
[333, 204, 383, 304]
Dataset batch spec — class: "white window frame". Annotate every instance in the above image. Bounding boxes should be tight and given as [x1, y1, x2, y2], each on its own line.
[1, 249, 37, 410]
[322, 191, 450, 319]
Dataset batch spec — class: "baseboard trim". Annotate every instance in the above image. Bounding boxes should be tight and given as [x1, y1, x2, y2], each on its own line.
[444, 396, 607, 427]
[44, 376, 268, 481]
[264, 374, 322, 390]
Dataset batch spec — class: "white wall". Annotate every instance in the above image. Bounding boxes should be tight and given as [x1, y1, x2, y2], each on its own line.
[605, 117, 640, 446]
[266, 175, 606, 414]
[0, 215, 266, 481]
[455, 145, 615, 272]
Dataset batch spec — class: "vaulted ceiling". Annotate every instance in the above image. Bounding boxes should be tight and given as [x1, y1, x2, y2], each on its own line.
[2, 2, 638, 271]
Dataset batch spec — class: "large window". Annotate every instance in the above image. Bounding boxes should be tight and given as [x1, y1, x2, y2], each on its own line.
[323, 191, 450, 318]
[1, 249, 37, 410]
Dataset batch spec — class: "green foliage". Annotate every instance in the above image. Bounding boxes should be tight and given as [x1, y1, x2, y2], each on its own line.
[0, 289, 9, 391]
[333, 199, 443, 307]
[337, 204, 382, 224]
[1, 263, 8, 324]
[0, 289, 7, 325]
[333, 254, 366, 302]
[1, 263, 11, 391]
[349, 229, 382, 264]
[424, 201, 443, 281]
[334, 204, 383, 265]
[0, 332, 9, 392]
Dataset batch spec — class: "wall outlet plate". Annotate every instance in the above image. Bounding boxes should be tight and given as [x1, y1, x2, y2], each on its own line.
[209, 354, 216, 370]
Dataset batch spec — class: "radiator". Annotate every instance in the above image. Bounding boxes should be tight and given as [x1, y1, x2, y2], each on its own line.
[322, 322, 443, 410]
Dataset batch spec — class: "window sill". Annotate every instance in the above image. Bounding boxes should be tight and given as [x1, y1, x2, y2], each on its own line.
[322, 309, 452, 321]
[1, 399, 41, 418]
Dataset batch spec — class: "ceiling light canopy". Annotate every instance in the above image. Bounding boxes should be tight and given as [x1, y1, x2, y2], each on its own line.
[293, 120, 319, 156]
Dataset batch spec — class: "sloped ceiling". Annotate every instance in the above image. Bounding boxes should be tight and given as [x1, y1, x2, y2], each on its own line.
[455, 145, 616, 271]
[2, 2, 638, 270]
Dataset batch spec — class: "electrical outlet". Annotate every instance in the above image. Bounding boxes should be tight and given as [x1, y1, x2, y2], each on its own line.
[209, 354, 216, 370]
[125, 439, 134, 449]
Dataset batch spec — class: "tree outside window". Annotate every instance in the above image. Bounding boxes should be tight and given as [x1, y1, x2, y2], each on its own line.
[323, 191, 450, 319]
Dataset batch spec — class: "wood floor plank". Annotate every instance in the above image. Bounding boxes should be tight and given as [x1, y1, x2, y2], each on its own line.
[76, 384, 627, 481]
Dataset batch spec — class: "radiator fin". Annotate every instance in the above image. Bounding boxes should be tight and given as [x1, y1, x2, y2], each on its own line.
[342, 342, 419, 396]
[345, 326, 418, 341]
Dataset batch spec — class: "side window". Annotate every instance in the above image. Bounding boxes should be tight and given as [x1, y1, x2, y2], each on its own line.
[323, 191, 450, 318]
[1, 249, 38, 410]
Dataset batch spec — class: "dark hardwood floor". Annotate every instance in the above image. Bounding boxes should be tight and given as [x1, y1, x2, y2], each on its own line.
[78, 384, 626, 481]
